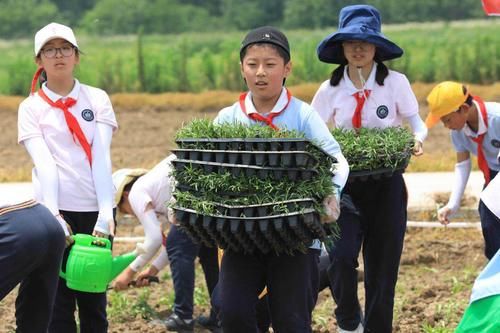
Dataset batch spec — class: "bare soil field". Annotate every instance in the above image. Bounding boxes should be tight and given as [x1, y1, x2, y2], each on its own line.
[1, 82, 497, 332]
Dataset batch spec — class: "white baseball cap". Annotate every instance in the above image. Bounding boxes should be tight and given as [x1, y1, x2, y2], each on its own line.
[34, 22, 78, 56]
[112, 168, 149, 205]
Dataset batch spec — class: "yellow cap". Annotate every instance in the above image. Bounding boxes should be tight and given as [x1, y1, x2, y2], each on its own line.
[112, 168, 148, 205]
[425, 81, 469, 128]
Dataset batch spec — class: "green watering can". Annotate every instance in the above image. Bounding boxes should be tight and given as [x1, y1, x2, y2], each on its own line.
[59, 234, 139, 293]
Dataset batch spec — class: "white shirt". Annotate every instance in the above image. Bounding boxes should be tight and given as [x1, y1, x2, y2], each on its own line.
[18, 80, 117, 211]
[129, 155, 175, 217]
[0, 193, 34, 209]
[311, 64, 419, 129]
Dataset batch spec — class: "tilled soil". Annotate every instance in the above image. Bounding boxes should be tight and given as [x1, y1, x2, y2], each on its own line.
[0, 226, 486, 332]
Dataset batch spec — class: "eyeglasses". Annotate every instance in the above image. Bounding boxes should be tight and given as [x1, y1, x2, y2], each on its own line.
[41, 45, 75, 58]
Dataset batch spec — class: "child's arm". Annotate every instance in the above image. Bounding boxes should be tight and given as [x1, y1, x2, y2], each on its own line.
[438, 152, 471, 224]
[23, 137, 70, 236]
[134, 250, 169, 287]
[91, 122, 115, 237]
[113, 204, 163, 290]
[405, 114, 428, 156]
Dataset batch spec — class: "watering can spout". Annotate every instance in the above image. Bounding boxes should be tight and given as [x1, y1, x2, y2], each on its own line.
[110, 252, 136, 280]
[110, 243, 145, 280]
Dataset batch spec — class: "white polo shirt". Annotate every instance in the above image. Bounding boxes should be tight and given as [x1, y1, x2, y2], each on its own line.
[128, 154, 176, 217]
[18, 80, 117, 211]
[451, 101, 500, 171]
[311, 63, 419, 128]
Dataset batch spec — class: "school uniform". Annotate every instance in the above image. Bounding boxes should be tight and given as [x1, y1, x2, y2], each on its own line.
[18, 80, 118, 333]
[311, 64, 420, 332]
[126, 155, 219, 323]
[0, 196, 65, 333]
[451, 99, 500, 259]
[214, 87, 345, 333]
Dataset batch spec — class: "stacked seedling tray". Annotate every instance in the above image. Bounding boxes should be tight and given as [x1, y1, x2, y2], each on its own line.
[332, 127, 414, 182]
[171, 119, 338, 255]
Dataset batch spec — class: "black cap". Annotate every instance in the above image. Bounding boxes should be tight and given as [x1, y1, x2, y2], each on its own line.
[240, 26, 290, 58]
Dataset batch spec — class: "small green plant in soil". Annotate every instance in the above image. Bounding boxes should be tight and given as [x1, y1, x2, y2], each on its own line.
[332, 127, 414, 171]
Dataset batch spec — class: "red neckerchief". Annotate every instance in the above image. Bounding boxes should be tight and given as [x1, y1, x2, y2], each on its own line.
[469, 96, 490, 184]
[351, 90, 371, 129]
[37, 87, 92, 166]
[239, 89, 292, 130]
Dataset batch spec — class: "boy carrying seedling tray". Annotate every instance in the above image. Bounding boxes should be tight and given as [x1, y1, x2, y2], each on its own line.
[169, 26, 349, 333]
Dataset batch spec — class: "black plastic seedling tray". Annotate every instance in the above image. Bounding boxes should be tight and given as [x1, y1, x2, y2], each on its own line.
[173, 206, 326, 254]
[172, 159, 319, 181]
[172, 149, 318, 168]
[175, 138, 336, 162]
[347, 153, 411, 182]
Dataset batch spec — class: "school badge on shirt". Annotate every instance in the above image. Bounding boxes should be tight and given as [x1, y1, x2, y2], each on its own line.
[491, 139, 500, 148]
[81, 109, 94, 121]
[376, 105, 389, 119]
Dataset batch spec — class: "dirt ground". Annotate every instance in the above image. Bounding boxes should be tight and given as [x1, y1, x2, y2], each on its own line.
[0, 89, 491, 332]
[0, 225, 486, 333]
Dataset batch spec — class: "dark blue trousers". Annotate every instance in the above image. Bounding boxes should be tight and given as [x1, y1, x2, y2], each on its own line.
[49, 210, 111, 333]
[328, 172, 407, 333]
[480, 169, 500, 259]
[219, 248, 320, 333]
[0, 203, 65, 333]
[166, 224, 219, 320]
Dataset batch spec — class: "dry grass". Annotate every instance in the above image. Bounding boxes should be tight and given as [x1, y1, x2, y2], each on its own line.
[1, 82, 496, 181]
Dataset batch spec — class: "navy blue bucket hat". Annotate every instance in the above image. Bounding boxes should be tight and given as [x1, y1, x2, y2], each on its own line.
[317, 5, 403, 64]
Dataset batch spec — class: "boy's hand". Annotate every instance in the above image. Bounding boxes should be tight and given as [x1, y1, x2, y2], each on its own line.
[437, 206, 453, 225]
[321, 194, 340, 224]
[413, 140, 424, 156]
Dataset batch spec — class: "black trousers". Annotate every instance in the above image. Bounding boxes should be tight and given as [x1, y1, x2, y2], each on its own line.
[49, 210, 112, 333]
[219, 248, 320, 333]
[480, 169, 500, 260]
[166, 224, 219, 320]
[0, 203, 65, 333]
[328, 172, 407, 333]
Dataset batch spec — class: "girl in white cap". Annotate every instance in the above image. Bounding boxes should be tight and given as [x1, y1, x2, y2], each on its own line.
[311, 5, 427, 333]
[17, 22, 117, 333]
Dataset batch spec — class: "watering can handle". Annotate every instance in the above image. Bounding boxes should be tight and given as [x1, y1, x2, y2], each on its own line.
[59, 237, 77, 280]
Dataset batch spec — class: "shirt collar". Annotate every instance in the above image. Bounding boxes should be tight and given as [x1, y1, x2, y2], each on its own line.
[41, 79, 80, 102]
[463, 100, 487, 137]
[343, 63, 377, 95]
[245, 87, 289, 115]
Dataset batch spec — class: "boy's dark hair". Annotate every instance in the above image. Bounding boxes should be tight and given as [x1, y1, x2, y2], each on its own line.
[240, 26, 290, 64]
[329, 50, 388, 86]
[463, 85, 473, 107]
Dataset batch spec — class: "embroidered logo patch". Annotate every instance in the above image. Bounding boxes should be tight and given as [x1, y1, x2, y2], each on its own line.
[81, 109, 94, 122]
[376, 105, 389, 119]
[491, 139, 500, 148]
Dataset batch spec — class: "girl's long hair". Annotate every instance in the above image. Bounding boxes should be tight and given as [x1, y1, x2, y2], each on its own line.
[329, 50, 389, 87]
